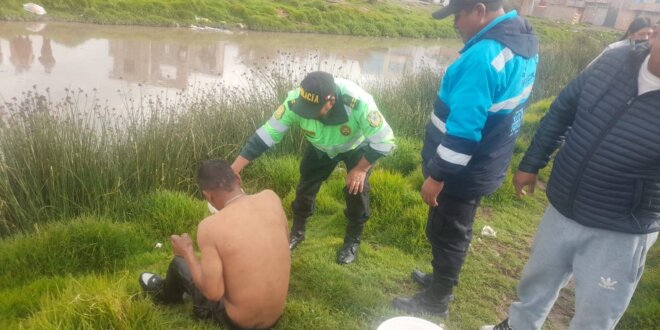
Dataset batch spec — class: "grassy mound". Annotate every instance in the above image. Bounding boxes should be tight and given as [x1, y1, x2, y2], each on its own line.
[0, 217, 148, 289]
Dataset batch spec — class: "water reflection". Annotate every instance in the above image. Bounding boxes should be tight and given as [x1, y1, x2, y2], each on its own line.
[39, 37, 55, 74]
[9, 35, 34, 73]
[0, 22, 461, 108]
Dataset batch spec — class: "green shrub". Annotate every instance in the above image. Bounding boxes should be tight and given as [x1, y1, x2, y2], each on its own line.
[378, 137, 422, 176]
[366, 170, 428, 254]
[242, 155, 300, 198]
[125, 190, 207, 238]
[21, 274, 173, 330]
[0, 217, 148, 288]
[0, 277, 67, 326]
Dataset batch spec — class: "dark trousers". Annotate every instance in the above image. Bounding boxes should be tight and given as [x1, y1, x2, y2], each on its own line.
[426, 193, 481, 294]
[291, 145, 372, 225]
[160, 257, 269, 330]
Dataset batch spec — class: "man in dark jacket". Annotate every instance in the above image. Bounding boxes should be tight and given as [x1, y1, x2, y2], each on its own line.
[482, 27, 660, 330]
[393, 0, 539, 317]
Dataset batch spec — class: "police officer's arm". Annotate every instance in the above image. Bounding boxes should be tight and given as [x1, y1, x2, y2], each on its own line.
[347, 97, 396, 194]
[355, 96, 396, 164]
[422, 48, 496, 206]
[233, 102, 296, 174]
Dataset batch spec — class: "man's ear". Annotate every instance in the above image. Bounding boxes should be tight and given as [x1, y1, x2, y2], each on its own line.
[202, 190, 212, 202]
[475, 3, 487, 17]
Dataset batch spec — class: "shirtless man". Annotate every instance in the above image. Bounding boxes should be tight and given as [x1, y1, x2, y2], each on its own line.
[139, 159, 290, 329]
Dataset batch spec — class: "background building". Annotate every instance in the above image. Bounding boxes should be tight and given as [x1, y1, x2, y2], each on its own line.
[520, 0, 659, 30]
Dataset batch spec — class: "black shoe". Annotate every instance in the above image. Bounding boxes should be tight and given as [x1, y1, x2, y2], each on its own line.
[479, 318, 513, 330]
[289, 230, 305, 251]
[139, 272, 164, 301]
[392, 290, 453, 318]
[337, 242, 360, 264]
[411, 269, 433, 288]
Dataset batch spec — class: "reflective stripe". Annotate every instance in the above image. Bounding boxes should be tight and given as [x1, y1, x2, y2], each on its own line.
[436, 144, 471, 166]
[431, 113, 447, 134]
[370, 142, 395, 154]
[489, 84, 534, 113]
[491, 47, 514, 72]
[344, 104, 353, 117]
[267, 117, 289, 133]
[314, 135, 365, 158]
[256, 127, 275, 147]
[367, 125, 393, 143]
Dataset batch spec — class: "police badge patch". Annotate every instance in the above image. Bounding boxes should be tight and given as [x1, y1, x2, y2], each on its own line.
[274, 105, 285, 120]
[367, 111, 383, 128]
[340, 125, 352, 136]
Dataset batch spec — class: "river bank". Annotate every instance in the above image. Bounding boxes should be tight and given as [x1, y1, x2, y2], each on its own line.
[1, 0, 617, 42]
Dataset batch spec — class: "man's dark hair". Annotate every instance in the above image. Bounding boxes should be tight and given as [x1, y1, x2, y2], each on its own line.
[197, 159, 237, 192]
[622, 17, 652, 40]
[483, 0, 503, 12]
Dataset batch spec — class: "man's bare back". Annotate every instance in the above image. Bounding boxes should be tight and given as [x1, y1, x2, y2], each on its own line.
[198, 189, 290, 328]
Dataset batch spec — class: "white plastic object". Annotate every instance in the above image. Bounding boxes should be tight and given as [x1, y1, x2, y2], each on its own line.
[23, 3, 47, 16]
[377, 316, 445, 330]
[481, 225, 497, 237]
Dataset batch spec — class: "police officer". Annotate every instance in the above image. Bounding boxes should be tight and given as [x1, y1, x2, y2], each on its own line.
[230, 71, 395, 264]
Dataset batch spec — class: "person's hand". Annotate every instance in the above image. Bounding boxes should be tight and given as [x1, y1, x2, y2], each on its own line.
[421, 177, 444, 207]
[513, 170, 537, 198]
[231, 156, 251, 183]
[171, 233, 193, 257]
[346, 168, 368, 195]
[230, 163, 242, 183]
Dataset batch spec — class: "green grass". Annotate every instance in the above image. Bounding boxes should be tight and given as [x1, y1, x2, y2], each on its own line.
[0, 0, 616, 42]
[0, 162, 655, 329]
[0, 0, 458, 38]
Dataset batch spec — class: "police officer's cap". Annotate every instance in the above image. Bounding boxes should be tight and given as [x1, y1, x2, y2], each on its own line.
[292, 71, 336, 119]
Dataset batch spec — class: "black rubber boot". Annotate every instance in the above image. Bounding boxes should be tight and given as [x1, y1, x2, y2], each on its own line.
[336, 222, 364, 264]
[392, 288, 454, 318]
[411, 269, 433, 288]
[289, 217, 308, 251]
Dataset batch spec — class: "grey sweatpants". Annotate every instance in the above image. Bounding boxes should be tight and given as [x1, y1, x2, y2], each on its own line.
[509, 205, 657, 330]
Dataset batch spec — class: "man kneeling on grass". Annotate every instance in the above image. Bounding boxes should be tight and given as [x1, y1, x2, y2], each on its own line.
[139, 159, 291, 329]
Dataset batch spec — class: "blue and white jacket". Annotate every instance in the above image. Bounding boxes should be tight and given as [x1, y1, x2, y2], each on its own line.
[422, 11, 539, 198]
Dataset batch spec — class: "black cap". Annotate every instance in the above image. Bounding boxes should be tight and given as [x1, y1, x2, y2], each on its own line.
[292, 71, 336, 119]
[432, 0, 498, 20]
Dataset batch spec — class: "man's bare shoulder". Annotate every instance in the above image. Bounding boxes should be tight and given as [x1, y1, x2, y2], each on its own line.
[197, 214, 224, 237]
[257, 189, 282, 201]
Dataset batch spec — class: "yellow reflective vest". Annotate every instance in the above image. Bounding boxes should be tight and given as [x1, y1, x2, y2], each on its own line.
[241, 79, 395, 162]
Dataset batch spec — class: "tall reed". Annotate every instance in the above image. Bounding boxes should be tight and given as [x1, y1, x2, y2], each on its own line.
[0, 39, 603, 236]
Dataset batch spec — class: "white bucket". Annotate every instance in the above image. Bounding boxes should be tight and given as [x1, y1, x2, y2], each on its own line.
[377, 316, 445, 330]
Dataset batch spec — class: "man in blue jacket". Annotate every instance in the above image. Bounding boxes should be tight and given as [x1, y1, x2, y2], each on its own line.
[393, 0, 539, 317]
[482, 26, 660, 330]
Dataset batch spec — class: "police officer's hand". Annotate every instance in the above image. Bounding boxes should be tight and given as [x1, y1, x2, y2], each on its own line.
[231, 156, 251, 183]
[513, 170, 537, 198]
[421, 177, 444, 207]
[346, 168, 367, 195]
